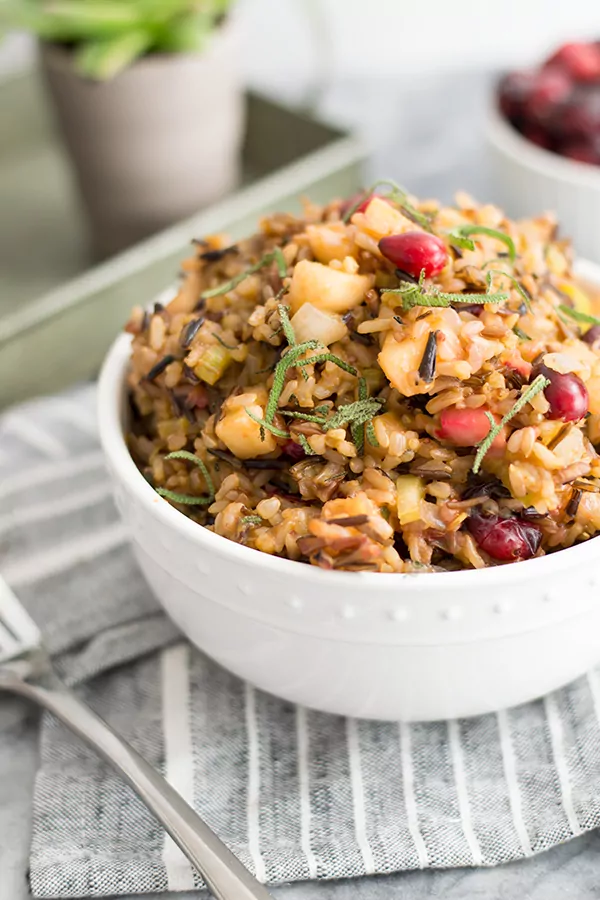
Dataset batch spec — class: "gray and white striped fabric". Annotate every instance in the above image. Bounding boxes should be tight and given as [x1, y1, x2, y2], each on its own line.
[3, 385, 600, 899]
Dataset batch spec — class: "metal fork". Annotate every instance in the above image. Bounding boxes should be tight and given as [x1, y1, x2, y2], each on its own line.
[0, 576, 272, 900]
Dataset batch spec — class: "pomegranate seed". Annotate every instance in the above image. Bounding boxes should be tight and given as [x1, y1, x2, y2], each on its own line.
[281, 439, 306, 461]
[583, 324, 600, 345]
[466, 513, 542, 562]
[546, 43, 600, 82]
[437, 407, 506, 453]
[534, 363, 589, 421]
[379, 232, 447, 279]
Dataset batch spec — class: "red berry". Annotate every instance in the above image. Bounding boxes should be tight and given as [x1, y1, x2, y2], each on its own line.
[281, 439, 306, 461]
[546, 42, 600, 82]
[583, 325, 600, 345]
[528, 69, 572, 119]
[437, 407, 506, 453]
[467, 513, 542, 562]
[522, 125, 553, 150]
[534, 363, 589, 421]
[379, 231, 447, 279]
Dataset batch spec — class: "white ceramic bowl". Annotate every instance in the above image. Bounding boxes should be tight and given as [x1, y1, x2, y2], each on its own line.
[487, 103, 600, 264]
[98, 267, 600, 722]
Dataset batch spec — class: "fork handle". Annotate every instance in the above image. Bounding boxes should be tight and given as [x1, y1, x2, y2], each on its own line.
[9, 678, 272, 900]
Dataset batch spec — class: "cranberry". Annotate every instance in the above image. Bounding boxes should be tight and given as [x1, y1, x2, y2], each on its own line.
[583, 324, 600, 345]
[467, 513, 542, 562]
[559, 94, 600, 139]
[281, 439, 306, 461]
[522, 125, 553, 150]
[534, 363, 589, 421]
[546, 43, 600, 83]
[528, 69, 572, 119]
[437, 407, 506, 453]
[379, 232, 447, 279]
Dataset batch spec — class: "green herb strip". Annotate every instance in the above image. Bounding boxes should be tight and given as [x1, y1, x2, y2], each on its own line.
[485, 269, 532, 311]
[387, 281, 508, 310]
[297, 434, 318, 455]
[156, 450, 216, 507]
[324, 398, 384, 432]
[448, 225, 516, 263]
[244, 409, 289, 438]
[343, 178, 431, 229]
[201, 247, 287, 299]
[241, 515, 264, 526]
[472, 374, 550, 474]
[513, 325, 531, 341]
[558, 304, 600, 327]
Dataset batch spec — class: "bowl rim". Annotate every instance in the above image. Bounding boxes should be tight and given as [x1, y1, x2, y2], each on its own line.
[487, 101, 600, 189]
[97, 260, 600, 595]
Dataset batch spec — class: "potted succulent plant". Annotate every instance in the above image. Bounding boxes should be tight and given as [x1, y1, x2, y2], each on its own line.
[4, 1, 243, 257]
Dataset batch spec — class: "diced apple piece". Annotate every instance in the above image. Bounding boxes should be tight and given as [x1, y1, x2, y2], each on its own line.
[378, 330, 429, 397]
[396, 475, 425, 525]
[290, 303, 348, 346]
[215, 388, 277, 459]
[306, 223, 354, 263]
[287, 259, 371, 314]
[358, 196, 414, 238]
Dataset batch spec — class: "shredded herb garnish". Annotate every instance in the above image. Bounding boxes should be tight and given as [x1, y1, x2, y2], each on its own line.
[214, 334, 237, 350]
[156, 488, 213, 506]
[485, 269, 532, 311]
[162, 449, 215, 500]
[244, 408, 289, 438]
[241, 515, 264, 526]
[448, 225, 516, 262]
[297, 434, 318, 455]
[387, 276, 508, 310]
[513, 325, 531, 341]
[324, 398, 384, 432]
[277, 303, 296, 346]
[201, 247, 287, 299]
[280, 410, 328, 424]
[343, 178, 431, 229]
[557, 304, 600, 327]
[264, 340, 320, 426]
[295, 353, 358, 376]
[472, 374, 550, 474]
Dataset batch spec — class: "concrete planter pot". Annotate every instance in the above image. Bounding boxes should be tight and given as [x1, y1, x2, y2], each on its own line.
[40, 19, 244, 258]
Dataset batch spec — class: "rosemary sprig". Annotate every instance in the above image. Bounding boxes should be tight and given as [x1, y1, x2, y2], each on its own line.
[279, 409, 328, 424]
[277, 303, 296, 346]
[387, 279, 508, 310]
[558, 304, 600, 327]
[214, 334, 237, 350]
[485, 269, 531, 311]
[343, 178, 431, 228]
[448, 225, 516, 262]
[513, 325, 531, 341]
[297, 434, 318, 455]
[241, 515, 264, 526]
[324, 398, 384, 432]
[163, 450, 215, 499]
[264, 340, 320, 425]
[295, 353, 358, 376]
[244, 408, 289, 438]
[156, 488, 213, 506]
[472, 374, 550, 474]
[201, 247, 287, 299]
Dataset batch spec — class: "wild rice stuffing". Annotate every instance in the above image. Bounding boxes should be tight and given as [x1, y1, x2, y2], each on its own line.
[125, 182, 600, 573]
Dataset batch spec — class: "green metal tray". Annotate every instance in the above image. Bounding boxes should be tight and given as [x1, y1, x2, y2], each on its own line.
[0, 70, 365, 409]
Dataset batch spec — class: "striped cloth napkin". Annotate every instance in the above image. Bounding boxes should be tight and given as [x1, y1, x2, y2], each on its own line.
[3, 384, 600, 899]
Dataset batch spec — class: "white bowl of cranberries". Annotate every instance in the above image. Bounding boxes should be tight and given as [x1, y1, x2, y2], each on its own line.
[488, 40, 600, 264]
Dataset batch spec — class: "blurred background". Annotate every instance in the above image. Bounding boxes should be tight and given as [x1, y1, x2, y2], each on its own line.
[2, 0, 600, 406]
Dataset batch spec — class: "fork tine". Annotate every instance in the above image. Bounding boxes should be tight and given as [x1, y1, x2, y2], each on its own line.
[0, 576, 41, 650]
